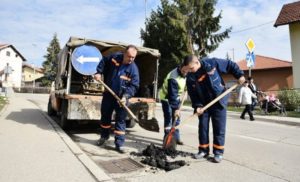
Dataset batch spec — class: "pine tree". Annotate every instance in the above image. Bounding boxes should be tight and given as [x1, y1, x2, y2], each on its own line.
[141, 0, 231, 85]
[41, 33, 61, 87]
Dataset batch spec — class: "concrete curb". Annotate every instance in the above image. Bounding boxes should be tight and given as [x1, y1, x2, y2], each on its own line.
[40, 112, 114, 182]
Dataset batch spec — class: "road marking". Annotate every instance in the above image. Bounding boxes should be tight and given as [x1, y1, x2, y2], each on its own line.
[230, 134, 276, 144]
[184, 124, 276, 144]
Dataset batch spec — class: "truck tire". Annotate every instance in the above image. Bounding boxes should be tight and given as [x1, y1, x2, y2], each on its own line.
[47, 98, 56, 116]
[60, 99, 70, 129]
[126, 119, 136, 128]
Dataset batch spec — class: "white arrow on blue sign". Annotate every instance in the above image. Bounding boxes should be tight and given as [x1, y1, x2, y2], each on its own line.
[71, 45, 102, 75]
[246, 52, 255, 68]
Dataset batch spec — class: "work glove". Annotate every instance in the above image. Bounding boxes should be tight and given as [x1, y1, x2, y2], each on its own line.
[196, 107, 204, 116]
[94, 74, 102, 81]
[119, 94, 129, 107]
[174, 109, 181, 118]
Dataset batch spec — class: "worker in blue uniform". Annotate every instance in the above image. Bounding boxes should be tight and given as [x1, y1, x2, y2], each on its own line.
[184, 55, 245, 163]
[159, 62, 189, 145]
[94, 45, 140, 153]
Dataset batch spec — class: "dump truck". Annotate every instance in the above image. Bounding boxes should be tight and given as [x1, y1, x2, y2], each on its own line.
[47, 37, 160, 130]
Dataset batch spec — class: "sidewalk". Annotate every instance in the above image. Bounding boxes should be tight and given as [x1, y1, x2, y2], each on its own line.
[0, 93, 112, 182]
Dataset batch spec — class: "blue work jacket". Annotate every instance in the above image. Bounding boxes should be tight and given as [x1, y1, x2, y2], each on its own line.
[96, 52, 140, 98]
[187, 57, 244, 109]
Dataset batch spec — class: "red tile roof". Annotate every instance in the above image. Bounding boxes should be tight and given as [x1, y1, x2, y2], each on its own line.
[274, 1, 300, 27]
[0, 44, 9, 49]
[237, 55, 292, 70]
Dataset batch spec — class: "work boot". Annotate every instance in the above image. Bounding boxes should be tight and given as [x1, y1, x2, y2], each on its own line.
[116, 146, 126, 154]
[212, 154, 223, 163]
[250, 118, 255, 121]
[193, 152, 208, 159]
[96, 137, 109, 146]
[240, 116, 245, 119]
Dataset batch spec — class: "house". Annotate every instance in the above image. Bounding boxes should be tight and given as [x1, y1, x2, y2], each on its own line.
[0, 44, 26, 88]
[274, 1, 300, 89]
[223, 55, 293, 92]
[22, 63, 44, 87]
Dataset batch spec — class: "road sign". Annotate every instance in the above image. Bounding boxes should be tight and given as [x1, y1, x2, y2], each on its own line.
[246, 38, 255, 53]
[71, 45, 102, 75]
[246, 52, 255, 68]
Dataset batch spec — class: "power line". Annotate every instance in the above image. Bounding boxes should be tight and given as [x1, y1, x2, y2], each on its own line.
[231, 20, 275, 34]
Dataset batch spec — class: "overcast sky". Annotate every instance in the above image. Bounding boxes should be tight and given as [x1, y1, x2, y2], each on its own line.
[0, 0, 295, 67]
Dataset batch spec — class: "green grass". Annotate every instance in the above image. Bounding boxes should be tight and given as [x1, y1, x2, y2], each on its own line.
[0, 96, 8, 112]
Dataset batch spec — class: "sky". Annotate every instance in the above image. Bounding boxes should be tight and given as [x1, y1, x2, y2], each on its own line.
[0, 0, 296, 67]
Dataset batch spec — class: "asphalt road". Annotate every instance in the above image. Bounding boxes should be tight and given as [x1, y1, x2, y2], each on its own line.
[25, 93, 300, 182]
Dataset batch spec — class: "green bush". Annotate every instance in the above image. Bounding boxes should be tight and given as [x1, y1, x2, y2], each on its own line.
[278, 89, 300, 111]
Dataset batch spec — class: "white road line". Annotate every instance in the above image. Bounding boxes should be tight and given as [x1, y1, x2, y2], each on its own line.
[184, 124, 276, 144]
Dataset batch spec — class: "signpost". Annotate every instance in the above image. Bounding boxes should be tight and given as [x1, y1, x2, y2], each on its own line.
[71, 45, 102, 75]
[245, 38, 256, 77]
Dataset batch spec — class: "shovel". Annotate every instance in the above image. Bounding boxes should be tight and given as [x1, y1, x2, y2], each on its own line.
[163, 90, 187, 150]
[163, 83, 239, 151]
[97, 79, 159, 132]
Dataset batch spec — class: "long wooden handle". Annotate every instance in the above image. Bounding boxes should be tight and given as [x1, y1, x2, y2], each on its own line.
[97, 79, 138, 122]
[202, 83, 238, 111]
[182, 84, 239, 123]
[172, 90, 187, 127]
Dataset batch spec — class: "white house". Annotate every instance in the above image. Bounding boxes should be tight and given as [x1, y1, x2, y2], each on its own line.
[0, 44, 26, 88]
[274, 1, 300, 89]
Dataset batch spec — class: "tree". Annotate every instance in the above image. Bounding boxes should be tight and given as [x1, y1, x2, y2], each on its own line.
[41, 33, 61, 87]
[141, 0, 231, 85]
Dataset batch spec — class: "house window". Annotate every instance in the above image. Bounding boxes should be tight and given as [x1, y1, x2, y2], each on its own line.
[6, 51, 10, 56]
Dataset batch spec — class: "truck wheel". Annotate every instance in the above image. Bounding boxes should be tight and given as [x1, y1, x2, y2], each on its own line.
[60, 100, 70, 129]
[126, 119, 136, 128]
[47, 98, 56, 116]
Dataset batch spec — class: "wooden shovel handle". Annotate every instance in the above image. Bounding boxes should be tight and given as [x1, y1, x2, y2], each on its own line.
[97, 79, 138, 122]
[182, 83, 239, 123]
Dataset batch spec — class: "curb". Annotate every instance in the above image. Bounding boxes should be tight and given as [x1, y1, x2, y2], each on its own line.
[40, 111, 114, 182]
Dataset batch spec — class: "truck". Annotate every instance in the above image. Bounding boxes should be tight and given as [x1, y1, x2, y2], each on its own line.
[47, 37, 160, 130]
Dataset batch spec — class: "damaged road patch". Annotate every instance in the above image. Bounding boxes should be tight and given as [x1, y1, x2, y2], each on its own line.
[131, 143, 194, 171]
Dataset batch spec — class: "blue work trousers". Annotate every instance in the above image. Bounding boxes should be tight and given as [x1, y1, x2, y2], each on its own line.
[161, 100, 180, 141]
[197, 104, 226, 155]
[100, 92, 127, 148]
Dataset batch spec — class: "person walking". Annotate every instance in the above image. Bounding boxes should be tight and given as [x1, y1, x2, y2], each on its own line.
[239, 81, 256, 121]
[159, 61, 189, 145]
[184, 55, 245, 163]
[248, 77, 258, 111]
[94, 45, 140, 153]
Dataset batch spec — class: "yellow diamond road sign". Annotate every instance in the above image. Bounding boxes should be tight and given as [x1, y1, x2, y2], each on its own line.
[246, 38, 255, 53]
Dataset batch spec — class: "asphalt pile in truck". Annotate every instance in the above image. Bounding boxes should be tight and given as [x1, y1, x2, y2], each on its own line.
[130, 143, 193, 171]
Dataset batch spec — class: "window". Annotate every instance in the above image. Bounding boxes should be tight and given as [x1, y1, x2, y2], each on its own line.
[6, 51, 10, 56]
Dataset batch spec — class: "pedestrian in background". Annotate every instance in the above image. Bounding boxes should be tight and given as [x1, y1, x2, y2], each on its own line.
[239, 81, 257, 121]
[248, 77, 258, 111]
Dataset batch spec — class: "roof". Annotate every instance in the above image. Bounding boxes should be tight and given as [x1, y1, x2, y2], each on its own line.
[22, 63, 44, 73]
[237, 55, 292, 71]
[66, 36, 161, 57]
[0, 44, 27, 61]
[274, 1, 300, 27]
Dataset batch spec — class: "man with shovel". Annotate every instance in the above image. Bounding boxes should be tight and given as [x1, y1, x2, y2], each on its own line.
[159, 61, 189, 146]
[94, 45, 140, 153]
[184, 55, 245, 163]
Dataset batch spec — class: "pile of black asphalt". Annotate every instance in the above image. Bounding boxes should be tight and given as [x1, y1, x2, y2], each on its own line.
[130, 143, 194, 171]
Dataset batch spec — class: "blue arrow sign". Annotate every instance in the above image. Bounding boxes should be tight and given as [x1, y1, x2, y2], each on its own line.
[71, 45, 102, 75]
[246, 52, 255, 68]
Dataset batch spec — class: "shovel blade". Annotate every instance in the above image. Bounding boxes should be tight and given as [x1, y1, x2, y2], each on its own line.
[163, 128, 177, 150]
[138, 118, 160, 132]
